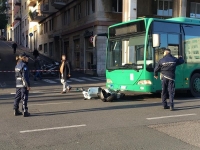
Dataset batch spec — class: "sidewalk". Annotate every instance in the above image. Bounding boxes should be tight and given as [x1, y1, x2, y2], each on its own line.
[7, 41, 53, 64]
[7, 41, 99, 78]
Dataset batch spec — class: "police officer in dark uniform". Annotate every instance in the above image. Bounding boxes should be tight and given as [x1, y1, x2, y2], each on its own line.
[154, 48, 184, 111]
[14, 53, 30, 117]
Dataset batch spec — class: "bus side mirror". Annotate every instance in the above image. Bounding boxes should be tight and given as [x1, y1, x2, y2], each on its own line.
[152, 34, 160, 48]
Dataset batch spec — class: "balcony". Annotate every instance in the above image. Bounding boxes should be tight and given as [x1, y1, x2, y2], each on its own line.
[27, 0, 37, 7]
[29, 9, 46, 22]
[15, 0, 21, 6]
[40, 3, 56, 14]
[14, 15, 21, 21]
[51, 0, 67, 9]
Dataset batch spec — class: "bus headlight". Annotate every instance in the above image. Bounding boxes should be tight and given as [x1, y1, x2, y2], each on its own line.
[137, 80, 152, 85]
[107, 79, 113, 83]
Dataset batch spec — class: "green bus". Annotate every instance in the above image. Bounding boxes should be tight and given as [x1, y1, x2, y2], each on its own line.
[105, 17, 200, 97]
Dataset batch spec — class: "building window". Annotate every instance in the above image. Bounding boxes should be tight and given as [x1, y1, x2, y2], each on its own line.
[77, 4, 81, 19]
[91, 0, 95, 13]
[44, 43, 47, 53]
[63, 10, 70, 25]
[25, 2, 26, 10]
[74, 6, 77, 21]
[190, 2, 200, 18]
[39, 24, 43, 35]
[44, 22, 48, 33]
[22, 21, 24, 28]
[39, 45, 42, 51]
[86, 0, 90, 15]
[46, 22, 48, 32]
[157, 0, 172, 16]
[112, 0, 122, 12]
[52, 18, 54, 30]
[49, 42, 53, 57]
[74, 3, 81, 20]
[49, 20, 52, 31]
[25, 19, 26, 26]
[67, 10, 70, 24]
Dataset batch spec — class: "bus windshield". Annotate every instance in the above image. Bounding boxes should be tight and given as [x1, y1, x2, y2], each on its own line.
[107, 33, 153, 70]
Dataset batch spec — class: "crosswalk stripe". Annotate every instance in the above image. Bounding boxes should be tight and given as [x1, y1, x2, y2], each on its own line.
[43, 79, 57, 83]
[91, 77, 106, 80]
[80, 77, 99, 81]
[70, 78, 85, 82]
[55, 79, 72, 82]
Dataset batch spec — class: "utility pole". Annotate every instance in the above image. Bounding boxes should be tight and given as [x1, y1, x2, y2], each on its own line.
[123, 0, 137, 22]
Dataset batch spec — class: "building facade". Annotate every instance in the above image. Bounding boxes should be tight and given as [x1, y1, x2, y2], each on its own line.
[5, 0, 200, 76]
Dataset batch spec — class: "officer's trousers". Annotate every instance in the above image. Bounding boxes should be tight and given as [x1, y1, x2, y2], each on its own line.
[161, 77, 175, 107]
[14, 87, 29, 112]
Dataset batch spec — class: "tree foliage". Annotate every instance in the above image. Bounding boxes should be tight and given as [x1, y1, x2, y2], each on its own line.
[0, 0, 8, 28]
[0, 14, 7, 29]
[0, 0, 7, 13]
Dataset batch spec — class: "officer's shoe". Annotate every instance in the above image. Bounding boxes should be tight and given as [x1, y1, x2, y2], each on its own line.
[164, 106, 170, 109]
[23, 112, 30, 117]
[14, 109, 23, 116]
[170, 106, 174, 111]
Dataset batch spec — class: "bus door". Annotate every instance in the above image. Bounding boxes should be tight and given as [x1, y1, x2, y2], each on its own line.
[154, 33, 183, 90]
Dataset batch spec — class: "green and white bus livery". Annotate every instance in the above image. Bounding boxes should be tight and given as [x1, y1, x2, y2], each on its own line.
[105, 17, 200, 97]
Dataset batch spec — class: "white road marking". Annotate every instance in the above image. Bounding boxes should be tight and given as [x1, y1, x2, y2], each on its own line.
[43, 79, 57, 83]
[20, 124, 86, 133]
[55, 79, 72, 82]
[146, 113, 197, 120]
[29, 102, 72, 106]
[10, 93, 15, 95]
[80, 77, 98, 81]
[70, 78, 85, 82]
[91, 77, 106, 80]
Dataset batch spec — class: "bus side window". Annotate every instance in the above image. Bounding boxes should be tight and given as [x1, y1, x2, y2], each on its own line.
[168, 34, 180, 58]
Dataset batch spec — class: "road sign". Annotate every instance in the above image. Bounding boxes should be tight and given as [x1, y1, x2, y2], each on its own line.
[89, 36, 93, 43]
[29, 33, 33, 37]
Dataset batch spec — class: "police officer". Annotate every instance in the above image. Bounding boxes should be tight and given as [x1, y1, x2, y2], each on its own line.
[154, 48, 184, 111]
[14, 53, 30, 117]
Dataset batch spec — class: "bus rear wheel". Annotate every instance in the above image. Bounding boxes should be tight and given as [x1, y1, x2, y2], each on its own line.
[190, 73, 200, 97]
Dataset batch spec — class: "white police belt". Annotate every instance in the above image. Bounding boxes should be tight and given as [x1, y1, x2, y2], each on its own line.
[17, 77, 22, 80]
[16, 85, 24, 87]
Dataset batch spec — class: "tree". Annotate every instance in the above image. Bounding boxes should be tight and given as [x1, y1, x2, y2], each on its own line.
[0, 14, 7, 29]
[0, 0, 8, 29]
[0, 0, 7, 13]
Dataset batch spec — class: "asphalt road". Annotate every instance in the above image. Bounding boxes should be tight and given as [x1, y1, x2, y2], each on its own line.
[0, 41, 200, 150]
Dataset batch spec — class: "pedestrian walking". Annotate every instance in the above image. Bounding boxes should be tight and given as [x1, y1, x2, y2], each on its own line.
[34, 56, 42, 81]
[154, 48, 184, 111]
[33, 49, 39, 59]
[12, 42, 17, 54]
[60, 54, 71, 94]
[14, 53, 31, 117]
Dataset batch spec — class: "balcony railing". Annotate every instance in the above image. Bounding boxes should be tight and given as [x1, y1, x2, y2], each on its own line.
[51, 0, 67, 9]
[29, 9, 46, 22]
[40, 3, 56, 14]
[15, 0, 21, 6]
[14, 15, 21, 20]
[28, 0, 37, 7]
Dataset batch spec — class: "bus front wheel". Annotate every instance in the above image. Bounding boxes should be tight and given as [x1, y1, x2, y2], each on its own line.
[190, 73, 200, 97]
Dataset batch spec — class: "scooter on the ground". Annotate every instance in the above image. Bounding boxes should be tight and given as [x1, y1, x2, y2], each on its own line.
[41, 61, 60, 76]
